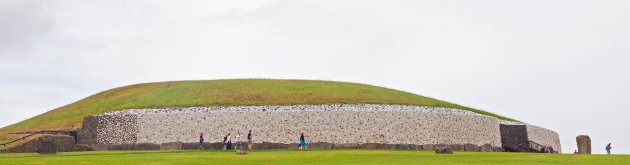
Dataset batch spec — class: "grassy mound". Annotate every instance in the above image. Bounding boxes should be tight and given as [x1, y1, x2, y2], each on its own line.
[0, 79, 514, 143]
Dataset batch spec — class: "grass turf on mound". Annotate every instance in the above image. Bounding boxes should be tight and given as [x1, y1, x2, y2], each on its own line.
[1, 150, 629, 165]
[0, 79, 514, 143]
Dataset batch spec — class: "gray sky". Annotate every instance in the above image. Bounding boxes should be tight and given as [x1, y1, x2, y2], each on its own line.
[1, 0, 629, 154]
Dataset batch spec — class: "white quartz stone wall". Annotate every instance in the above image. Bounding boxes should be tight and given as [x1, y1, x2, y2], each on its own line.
[88, 104, 503, 146]
[526, 124, 562, 152]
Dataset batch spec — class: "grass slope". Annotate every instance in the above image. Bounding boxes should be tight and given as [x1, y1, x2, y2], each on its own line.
[0, 79, 514, 143]
[1, 150, 629, 165]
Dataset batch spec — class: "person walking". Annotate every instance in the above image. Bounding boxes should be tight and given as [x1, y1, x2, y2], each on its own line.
[606, 143, 612, 154]
[236, 131, 243, 151]
[198, 133, 205, 150]
[226, 133, 232, 150]
[222, 133, 228, 151]
[247, 130, 253, 151]
[299, 133, 308, 150]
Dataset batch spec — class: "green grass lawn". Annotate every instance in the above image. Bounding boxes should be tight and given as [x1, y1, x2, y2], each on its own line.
[1, 79, 514, 145]
[0, 150, 628, 165]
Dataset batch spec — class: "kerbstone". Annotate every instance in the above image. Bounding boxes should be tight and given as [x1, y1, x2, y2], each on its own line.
[160, 142, 183, 150]
[435, 147, 453, 154]
[464, 144, 479, 152]
[480, 144, 493, 152]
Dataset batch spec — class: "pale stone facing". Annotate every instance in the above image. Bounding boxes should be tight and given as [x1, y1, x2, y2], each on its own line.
[80, 104, 559, 151]
[527, 124, 562, 152]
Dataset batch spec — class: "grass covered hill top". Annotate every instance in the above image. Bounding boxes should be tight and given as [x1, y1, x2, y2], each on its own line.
[0, 79, 514, 143]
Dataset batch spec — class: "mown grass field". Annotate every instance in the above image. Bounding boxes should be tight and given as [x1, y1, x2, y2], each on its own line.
[1, 150, 628, 165]
[0, 79, 514, 144]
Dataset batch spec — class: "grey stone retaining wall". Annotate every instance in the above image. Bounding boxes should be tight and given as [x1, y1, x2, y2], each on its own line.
[0, 135, 91, 153]
[78, 104, 558, 151]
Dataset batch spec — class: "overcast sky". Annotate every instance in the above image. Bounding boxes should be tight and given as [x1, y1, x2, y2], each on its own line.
[1, 0, 629, 154]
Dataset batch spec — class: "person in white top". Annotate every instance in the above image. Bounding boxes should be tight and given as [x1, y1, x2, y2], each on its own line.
[236, 131, 243, 151]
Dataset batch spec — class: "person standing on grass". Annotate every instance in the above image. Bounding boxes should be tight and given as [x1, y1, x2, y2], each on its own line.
[247, 130, 253, 151]
[226, 133, 232, 150]
[236, 131, 243, 151]
[198, 133, 205, 150]
[606, 143, 612, 154]
[299, 133, 308, 150]
[223, 133, 228, 150]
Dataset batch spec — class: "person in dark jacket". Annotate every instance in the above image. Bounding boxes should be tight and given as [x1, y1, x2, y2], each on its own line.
[198, 133, 205, 150]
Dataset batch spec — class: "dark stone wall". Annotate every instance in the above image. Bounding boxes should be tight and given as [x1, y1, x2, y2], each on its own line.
[499, 124, 529, 146]
[0, 135, 91, 153]
[78, 116, 98, 144]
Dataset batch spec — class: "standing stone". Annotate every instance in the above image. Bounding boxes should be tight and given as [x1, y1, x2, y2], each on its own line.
[576, 135, 591, 154]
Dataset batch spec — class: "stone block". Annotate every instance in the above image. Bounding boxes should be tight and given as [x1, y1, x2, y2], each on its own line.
[391, 144, 410, 150]
[464, 144, 478, 152]
[134, 143, 160, 150]
[110, 144, 134, 150]
[413, 144, 423, 150]
[479, 144, 492, 152]
[435, 144, 448, 148]
[181, 142, 200, 150]
[333, 143, 360, 149]
[492, 147, 505, 152]
[36, 141, 57, 154]
[309, 142, 333, 150]
[435, 147, 453, 154]
[207, 142, 224, 150]
[422, 144, 435, 151]
[87, 144, 111, 151]
[160, 142, 183, 150]
[287, 143, 299, 150]
[257, 142, 272, 150]
[365, 143, 388, 150]
[450, 144, 464, 151]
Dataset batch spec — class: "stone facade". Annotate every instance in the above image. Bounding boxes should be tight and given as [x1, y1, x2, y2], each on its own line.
[526, 124, 562, 152]
[79, 115, 138, 144]
[498, 120, 562, 152]
[78, 104, 559, 151]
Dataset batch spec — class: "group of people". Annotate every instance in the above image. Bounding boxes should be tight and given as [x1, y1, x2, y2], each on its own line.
[540, 145, 557, 153]
[198, 130, 310, 152]
[220, 130, 254, 152]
